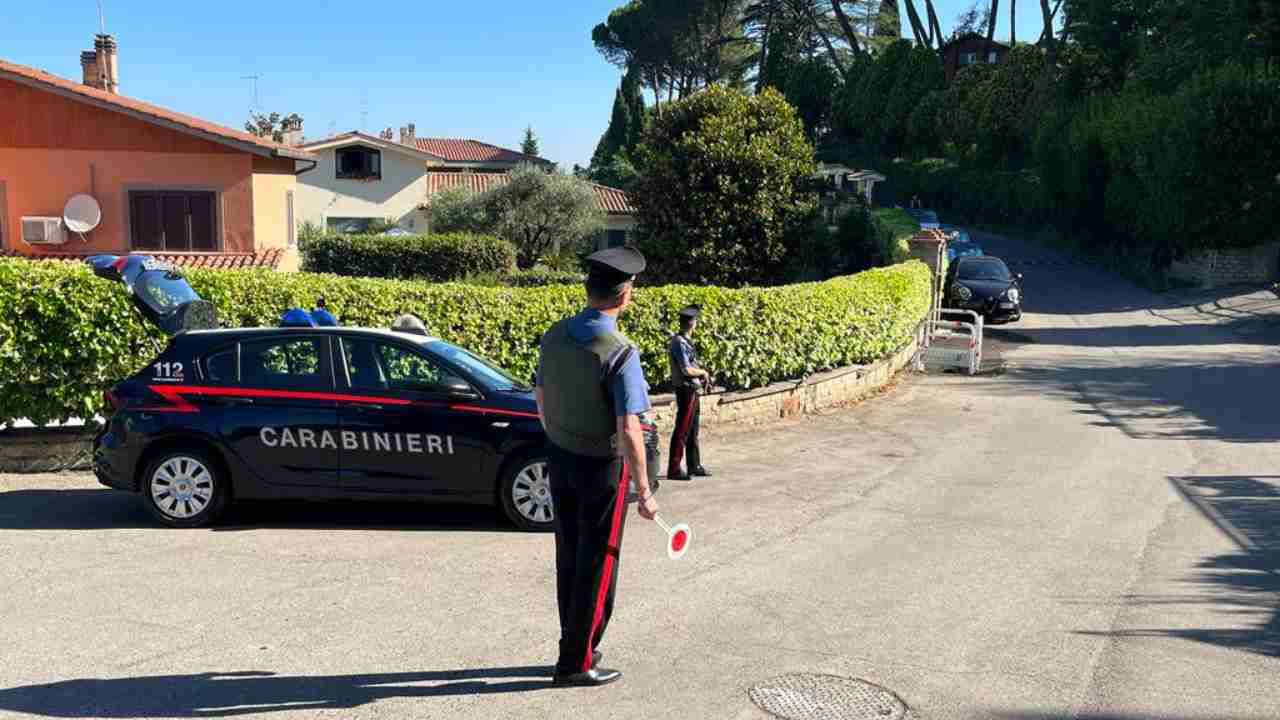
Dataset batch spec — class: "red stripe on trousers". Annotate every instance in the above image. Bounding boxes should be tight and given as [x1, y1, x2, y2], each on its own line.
[582, 461, 629, 672]
[669, 391, 697, 473]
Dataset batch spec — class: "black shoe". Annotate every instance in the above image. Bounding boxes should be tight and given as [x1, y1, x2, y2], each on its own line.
[553, 667, 622, 687]
[691, 467, 712, 477]
[667, 471, 691, 480]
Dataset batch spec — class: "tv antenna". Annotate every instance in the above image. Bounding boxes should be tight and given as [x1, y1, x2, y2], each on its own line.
[96, 0, 106, 33]
[359, 92, 369, 131]
[241, 74, 260, 108]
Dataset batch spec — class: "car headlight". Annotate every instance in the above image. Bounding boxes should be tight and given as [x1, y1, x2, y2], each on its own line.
[1007, 287, 1020, 303]
[955, 285, 972, 301]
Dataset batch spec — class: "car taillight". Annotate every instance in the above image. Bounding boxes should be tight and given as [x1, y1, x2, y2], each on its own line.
[103, 390, 120, 416]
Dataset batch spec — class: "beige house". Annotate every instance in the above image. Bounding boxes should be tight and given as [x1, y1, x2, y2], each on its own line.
[295, 127, 636, 248]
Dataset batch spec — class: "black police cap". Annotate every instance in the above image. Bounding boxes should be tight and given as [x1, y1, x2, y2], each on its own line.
[585, 246, 646, 282]
[678, 304, 702, 319]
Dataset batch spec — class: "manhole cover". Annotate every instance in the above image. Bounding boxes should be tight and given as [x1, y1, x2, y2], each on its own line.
[748, 674, 907, 720]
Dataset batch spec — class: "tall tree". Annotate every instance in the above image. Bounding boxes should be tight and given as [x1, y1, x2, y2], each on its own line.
[985, 0, 1001, 59]
[1010, 0, 1016, 45]
[521, 126, 540, 157]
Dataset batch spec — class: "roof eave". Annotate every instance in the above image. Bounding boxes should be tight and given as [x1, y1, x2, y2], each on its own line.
[0, 68, 305, 159]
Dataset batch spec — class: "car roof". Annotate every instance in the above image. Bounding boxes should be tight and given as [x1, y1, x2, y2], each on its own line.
[183, 326, 441, 343]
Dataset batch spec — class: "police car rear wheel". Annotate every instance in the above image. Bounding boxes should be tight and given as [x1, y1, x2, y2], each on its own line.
[501, 456, 554, 532]
[142, 451, 228, 528]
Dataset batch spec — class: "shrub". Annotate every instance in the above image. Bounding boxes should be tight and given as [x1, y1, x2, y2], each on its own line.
[300, 232, 516, 281]
[632, 85, 818, 287]
[0, 258, 932, 425]
[502, 268, 586, 288]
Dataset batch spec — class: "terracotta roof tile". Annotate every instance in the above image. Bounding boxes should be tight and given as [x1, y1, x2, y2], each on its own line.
[0, 59, 314, 160]
[424, 172, 635, 214]
[1, 249, 284, 270]
[414, 138, 547, 165]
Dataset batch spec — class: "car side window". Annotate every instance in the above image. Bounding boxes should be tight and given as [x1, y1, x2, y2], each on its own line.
[340, 338, 444, 393]
[377, 343, 443, 392]
[240, 337, 328, 390]
[205, 346, 237, 383]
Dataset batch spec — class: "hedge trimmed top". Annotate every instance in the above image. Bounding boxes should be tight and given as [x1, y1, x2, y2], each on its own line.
[0, 258, 931, 426]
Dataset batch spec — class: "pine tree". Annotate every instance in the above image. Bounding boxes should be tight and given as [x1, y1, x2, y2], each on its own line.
[521, 126, 540, 157]
[621, 64, 646, 151]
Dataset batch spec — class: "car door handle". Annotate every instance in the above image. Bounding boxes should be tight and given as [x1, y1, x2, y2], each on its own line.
[353, 403, 383, 412]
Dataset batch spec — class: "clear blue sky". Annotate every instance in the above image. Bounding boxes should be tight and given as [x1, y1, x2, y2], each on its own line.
[2, 2, 1049, 169]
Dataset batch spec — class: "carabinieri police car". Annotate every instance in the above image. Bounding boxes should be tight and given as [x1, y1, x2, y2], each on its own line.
[86, 254, 658, 531]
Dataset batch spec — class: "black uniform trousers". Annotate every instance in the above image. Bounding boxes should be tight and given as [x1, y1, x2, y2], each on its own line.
[548, 443, 630, 675]
[667, 385, 701, 476]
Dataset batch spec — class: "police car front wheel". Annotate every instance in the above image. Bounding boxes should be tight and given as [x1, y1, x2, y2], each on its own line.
[501, 455, 554, 532]
[142, 450, 229, 528]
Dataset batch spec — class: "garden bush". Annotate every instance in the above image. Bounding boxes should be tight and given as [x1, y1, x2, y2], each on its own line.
[0, 258, 932, 426]
[300, 232, 516, 281]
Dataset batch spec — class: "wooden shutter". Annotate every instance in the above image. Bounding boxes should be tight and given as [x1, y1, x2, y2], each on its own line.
[130, 192, 162, 249]
[188, 193, 216, 250]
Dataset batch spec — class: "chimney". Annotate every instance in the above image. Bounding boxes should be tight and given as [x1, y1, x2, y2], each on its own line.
[406, 123, 416, 145]
[280, 115, 303, 147]
[80, 50, 100, 89]
[396, 122, 417, 146]
[379, 127, 394, 141]
[94, 33, 119, 94]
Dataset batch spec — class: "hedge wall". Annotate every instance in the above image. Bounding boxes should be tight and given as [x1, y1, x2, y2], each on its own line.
[300, 232, 516, 281]
[0, 258, 932, 426]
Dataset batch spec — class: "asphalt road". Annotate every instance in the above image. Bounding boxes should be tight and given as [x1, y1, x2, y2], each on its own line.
[2, 230, 1279, 719]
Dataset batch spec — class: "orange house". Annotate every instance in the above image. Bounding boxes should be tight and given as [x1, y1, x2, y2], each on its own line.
[0, 40, 315, 269]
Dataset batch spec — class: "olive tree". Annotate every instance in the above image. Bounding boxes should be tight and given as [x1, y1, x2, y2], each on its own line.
[632, 85, 817, 286]
[428, 165, 605, 269]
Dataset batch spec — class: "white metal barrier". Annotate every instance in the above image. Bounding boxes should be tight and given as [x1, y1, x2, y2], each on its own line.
[922, 309, 984, 375]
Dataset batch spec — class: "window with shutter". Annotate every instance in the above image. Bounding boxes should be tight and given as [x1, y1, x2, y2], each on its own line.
[129, 190, 217, 251]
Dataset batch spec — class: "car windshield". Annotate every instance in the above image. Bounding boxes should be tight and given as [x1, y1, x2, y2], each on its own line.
[135, 271, 201, 312]
[957, 259, 1012, 282]
[427, 340, 530, 392]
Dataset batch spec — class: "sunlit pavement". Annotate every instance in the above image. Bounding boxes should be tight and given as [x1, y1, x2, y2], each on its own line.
[2, 229, 1278, 719]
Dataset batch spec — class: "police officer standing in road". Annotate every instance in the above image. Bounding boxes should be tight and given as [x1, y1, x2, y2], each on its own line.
[535, 246, 659, 688]
[667, 304, 712, 481]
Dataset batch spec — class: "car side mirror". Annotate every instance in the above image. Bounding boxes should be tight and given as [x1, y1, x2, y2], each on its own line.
[439, 374, 479, 399]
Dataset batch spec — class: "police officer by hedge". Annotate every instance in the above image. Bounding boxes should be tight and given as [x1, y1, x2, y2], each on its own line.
[667, 304, 712, 480]
[535, 246, 659, 688]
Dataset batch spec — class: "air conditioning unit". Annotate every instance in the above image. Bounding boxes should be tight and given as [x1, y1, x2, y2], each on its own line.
[22, 217, 66, 245]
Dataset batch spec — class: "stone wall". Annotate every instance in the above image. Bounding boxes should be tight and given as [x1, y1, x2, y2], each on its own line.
[1170, 242, 1280, 287]
[645, 338, 918, 437]
[0, 340, 919, 473]
[0, 426, 96, 473]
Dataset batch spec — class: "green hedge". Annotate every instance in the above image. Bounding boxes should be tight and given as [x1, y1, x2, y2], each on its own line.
[300, 232, 516, 281]
[0, 258, 932, 426]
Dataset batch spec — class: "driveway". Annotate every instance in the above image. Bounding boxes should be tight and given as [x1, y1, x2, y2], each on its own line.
[2, 229, 1279, 719]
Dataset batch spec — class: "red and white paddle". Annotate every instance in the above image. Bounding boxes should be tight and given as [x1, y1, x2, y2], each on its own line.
[653, 514, 692, 560]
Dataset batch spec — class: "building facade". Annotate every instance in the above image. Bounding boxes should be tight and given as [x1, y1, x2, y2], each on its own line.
[0, 37, 313, 268]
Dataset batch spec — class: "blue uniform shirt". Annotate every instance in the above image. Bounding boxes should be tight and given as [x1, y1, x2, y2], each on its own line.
[537, 308, 651, 417]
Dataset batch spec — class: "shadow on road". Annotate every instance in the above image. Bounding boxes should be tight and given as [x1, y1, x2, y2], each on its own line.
[993, 321, 1280, 348]
[0, 488, 517, 533]
[0, 667, 554, 717]
[1072, 475, 1280, 660]
[999, 360, 1280, 443]
[988, 707, 1259, 712]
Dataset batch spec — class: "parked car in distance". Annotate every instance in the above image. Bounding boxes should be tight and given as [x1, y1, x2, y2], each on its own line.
[944, 228, 984, 262]
[943, 256, 1023, 324]
[905, 207, 940, 229]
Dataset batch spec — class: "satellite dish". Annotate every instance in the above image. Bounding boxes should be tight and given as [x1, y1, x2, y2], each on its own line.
[63, 194, 102, 241]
